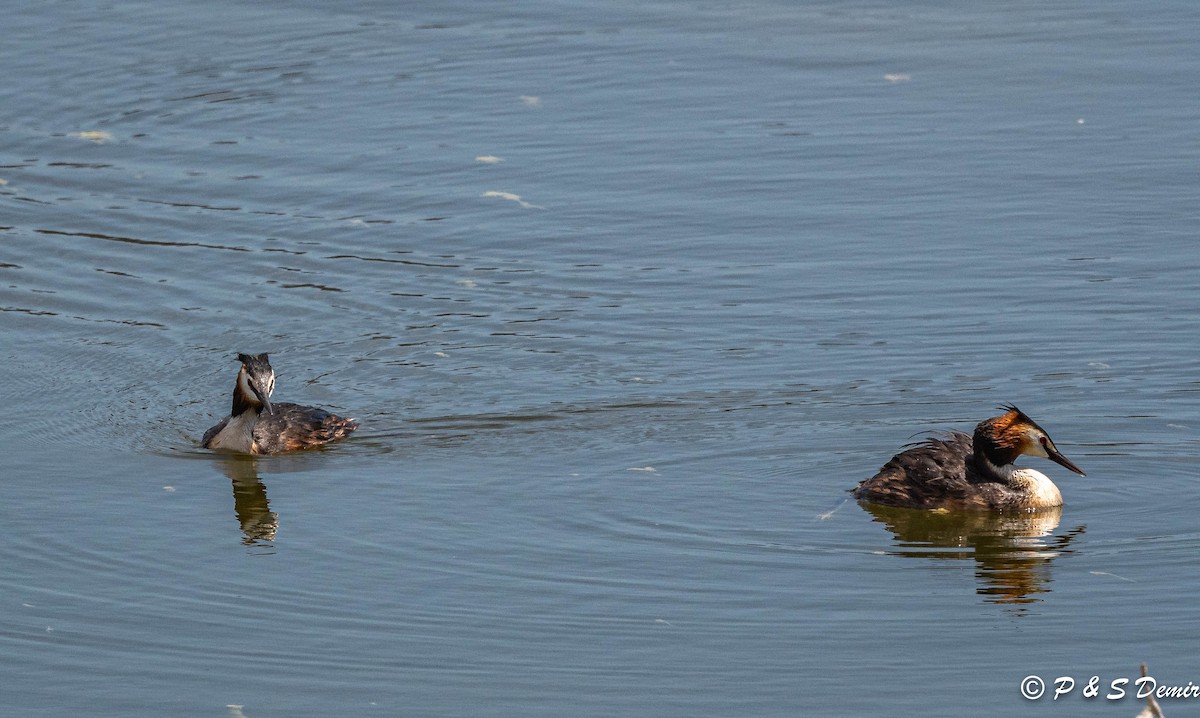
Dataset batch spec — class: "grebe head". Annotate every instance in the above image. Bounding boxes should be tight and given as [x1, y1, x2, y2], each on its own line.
[236, 352, 276, 415]
[975, 404, 1085, 476]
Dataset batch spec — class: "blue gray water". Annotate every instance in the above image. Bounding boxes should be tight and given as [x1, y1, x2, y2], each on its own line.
[3, 1, 1198, 715]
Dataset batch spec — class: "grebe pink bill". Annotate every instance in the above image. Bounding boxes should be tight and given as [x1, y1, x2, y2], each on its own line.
[854, 404, 1085, 512]
[201, 352, 358, 455]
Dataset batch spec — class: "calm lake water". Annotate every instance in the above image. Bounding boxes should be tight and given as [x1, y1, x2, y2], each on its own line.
[3, 1, 1198, 715]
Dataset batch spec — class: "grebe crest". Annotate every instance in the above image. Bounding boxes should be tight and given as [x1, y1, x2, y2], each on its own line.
[202, 352, 358, 455]
[854, 404, 1085, 511]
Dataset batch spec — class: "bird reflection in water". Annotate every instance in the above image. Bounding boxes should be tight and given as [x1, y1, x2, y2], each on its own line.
[861, 503, 1085, 611]
[212, 454, 278, 546]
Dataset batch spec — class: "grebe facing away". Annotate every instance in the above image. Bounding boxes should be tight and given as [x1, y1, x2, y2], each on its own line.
[202, 353, 358, 454]
[854, 405, 1085, 511]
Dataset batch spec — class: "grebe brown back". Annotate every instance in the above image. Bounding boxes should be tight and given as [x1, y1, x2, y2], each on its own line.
[201, 352, 358, 454]
[853, 405, 1085, 511]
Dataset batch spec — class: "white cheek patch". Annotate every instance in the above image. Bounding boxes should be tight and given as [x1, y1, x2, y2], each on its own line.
[236, 367, 272, 403]
[237, 369, 254, 398]
[1024, 430, 1050, 458]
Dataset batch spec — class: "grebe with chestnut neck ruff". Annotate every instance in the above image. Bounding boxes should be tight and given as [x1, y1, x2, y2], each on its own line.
[854, 405, 1085, 511]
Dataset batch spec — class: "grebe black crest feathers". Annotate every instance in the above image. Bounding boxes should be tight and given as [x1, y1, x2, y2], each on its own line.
[854, 405, 1085, 511]
[201, 352, 358, 454]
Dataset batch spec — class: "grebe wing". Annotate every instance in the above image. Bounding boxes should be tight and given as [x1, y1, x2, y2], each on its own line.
[252, 402, 358, 454]
[854, 431, 978, 508]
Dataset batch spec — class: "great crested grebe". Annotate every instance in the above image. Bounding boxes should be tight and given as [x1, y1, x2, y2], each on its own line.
[853, 405, 1085, 511]
[201, 352, 358, 454]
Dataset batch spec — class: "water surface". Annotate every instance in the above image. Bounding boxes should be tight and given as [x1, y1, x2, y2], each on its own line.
[3, 1, 1199, 715]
